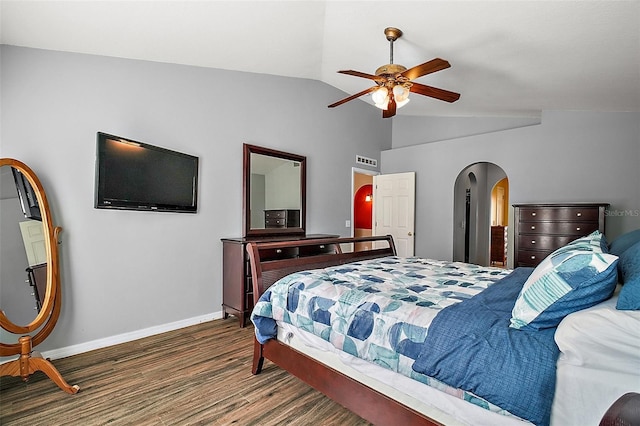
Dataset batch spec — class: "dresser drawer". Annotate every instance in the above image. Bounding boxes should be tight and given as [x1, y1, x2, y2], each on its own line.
[518, 207, 601, 222]
[259, 247, 298, 261]
[517, 234, 577, 250]
[517, 221, 599, 236]
[299, 243, 337, 257]
[245, 292, 254, 312]
[245, 274, 253, 292]
[516, 249, 553, 266]
[265, 218, 286, 228]
[265, 210, 286, 219]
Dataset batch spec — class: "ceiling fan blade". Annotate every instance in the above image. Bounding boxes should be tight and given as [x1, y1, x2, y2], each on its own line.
[410, 82, 460, 103]
[383, 97, 397, 118]
[338, 70, 386, 83]
[401, 58, 451, 81]
[328, 86, 378, 108]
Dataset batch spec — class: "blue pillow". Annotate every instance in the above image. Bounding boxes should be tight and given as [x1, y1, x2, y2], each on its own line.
[510, 247, 619, 330]
[609, 229, 640, 256]
[616, 241, 640, 310]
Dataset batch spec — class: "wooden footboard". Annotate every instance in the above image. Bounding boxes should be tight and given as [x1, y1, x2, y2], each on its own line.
[246, 235, 444, 425]
[246, 235, 397, 302]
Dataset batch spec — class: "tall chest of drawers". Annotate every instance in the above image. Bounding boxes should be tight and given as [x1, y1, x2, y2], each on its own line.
[221, 234, 339, 327]
[490, 226, 508, 265]
[513, 203, 609, 267]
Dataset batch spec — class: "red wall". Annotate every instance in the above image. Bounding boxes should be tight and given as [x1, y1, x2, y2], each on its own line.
[354, 184, 373, 229]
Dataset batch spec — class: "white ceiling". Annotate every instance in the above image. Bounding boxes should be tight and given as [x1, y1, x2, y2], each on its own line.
[1, 1, 639, 118]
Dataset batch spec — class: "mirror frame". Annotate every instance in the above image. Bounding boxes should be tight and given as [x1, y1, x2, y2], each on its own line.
[0, 158, 62, 354]
[243, 144, 306, 237]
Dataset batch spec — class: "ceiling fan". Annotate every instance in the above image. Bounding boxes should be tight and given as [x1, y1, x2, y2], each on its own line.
[328, 27, 460, 118]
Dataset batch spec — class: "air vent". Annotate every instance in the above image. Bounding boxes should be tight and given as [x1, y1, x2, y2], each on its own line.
[356, 155, 378, 168]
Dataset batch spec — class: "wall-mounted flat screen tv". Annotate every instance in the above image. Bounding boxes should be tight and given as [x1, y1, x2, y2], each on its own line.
[94, 132, 198, 213]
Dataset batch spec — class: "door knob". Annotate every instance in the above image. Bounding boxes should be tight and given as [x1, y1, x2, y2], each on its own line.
[408, 232, 413, 236]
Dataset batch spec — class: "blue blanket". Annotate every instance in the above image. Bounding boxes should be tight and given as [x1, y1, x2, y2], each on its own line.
[412, 267, 560, 426]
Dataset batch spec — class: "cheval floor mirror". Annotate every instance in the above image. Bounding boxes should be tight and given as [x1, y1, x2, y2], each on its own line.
[0, 158, 79, 394]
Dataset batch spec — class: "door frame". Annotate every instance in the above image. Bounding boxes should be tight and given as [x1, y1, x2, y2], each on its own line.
[350, 167, 378, 238]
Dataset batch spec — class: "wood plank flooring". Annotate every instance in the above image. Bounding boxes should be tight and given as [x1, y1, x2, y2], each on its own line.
[0, 318, 371, 425]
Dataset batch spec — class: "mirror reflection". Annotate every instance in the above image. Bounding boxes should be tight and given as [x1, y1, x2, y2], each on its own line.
[249, 152, 302, 229]
[243, 144, 306, 237]
[0, 165, 45, 326]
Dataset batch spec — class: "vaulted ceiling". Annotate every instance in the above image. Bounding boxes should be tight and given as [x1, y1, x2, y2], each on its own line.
[2, 1, 639, 118]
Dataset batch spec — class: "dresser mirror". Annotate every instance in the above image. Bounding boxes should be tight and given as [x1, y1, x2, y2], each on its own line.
[243, 144, 306, 237]
[0, 158, 78, 393]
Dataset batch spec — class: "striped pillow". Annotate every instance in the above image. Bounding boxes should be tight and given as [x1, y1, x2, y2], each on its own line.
[510, 246, 618, 330]
[555, 230, 607, 254]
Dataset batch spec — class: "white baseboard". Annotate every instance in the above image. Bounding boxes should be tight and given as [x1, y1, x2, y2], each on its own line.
[40, 310, 225, 361]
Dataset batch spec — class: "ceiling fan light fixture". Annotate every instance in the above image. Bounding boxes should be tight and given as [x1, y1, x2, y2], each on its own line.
[328, 27, 459, 118]
[393, 84, 410, 102]
[372, 86, 389, 106]
[397, 97, 410, 109]
[374, 99, 389, 110]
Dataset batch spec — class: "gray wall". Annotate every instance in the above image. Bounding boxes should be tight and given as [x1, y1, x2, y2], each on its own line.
[382, 110, 640, 262]
[391, 115, 542, 147]
[0, 45, 391, 354]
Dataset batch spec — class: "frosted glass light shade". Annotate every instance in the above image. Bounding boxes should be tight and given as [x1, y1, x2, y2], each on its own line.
[393, 84, 410, 102]
[397, 98, 410, 108]
[372, 87, 389, 105]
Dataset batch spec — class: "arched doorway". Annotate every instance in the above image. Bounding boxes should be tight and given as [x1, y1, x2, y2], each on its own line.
[453, 162, 509, 266]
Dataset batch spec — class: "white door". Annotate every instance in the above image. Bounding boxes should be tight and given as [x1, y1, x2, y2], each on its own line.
[373, 172, 416, 257]
[19, 220, 46, 266]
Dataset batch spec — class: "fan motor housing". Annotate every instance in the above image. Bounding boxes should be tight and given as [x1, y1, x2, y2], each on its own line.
[375, 64, 407, 76]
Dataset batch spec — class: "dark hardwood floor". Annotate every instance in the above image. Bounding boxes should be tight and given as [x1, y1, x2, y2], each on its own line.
[0, 318, 371, 425]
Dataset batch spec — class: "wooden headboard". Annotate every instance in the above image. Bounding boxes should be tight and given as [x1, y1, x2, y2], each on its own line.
[246, 235, 396, 305]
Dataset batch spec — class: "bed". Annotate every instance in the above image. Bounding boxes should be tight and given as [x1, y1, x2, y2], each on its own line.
[247, 232, 640, 425]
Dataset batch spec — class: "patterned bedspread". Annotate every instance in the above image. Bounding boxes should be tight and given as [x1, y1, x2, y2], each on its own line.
[251, 256, 516, 416]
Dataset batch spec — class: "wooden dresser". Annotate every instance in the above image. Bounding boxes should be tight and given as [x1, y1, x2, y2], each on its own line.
[264, 209, 300, 228]
[221, 234, 339, 327]
[512, 203, 608, 267]
[490, 226, 507, 266]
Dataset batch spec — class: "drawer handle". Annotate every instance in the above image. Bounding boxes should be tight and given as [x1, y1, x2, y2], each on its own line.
[576, 212, 582, 217]
[531, 240, 536, 244]
[531, 212, 537, 217]
[276, 249, 282, 253]
[576, 227, 581, 231]
[531, 225, 536, 230]
[530, 255, 536, 260]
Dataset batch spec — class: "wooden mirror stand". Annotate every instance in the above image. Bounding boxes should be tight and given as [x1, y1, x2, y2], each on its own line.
[0, 158, 79, 394]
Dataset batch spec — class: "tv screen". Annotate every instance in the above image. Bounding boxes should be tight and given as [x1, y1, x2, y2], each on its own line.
[12, 168, 42, 221]
[94, 132, 198, 213]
